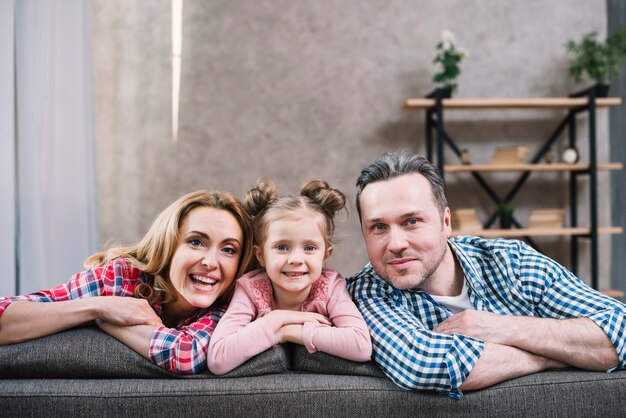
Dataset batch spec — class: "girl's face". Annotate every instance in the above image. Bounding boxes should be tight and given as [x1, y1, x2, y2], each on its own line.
[168, 206, 243, 317]
[255, 209, 332, 304]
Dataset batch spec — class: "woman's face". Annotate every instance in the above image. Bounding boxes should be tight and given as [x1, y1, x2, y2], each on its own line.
[168, 206, 243, 317]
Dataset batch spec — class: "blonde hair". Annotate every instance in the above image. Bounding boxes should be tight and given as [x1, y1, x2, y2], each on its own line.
[243, 179, 346, 250]
[85, 190, 254, 306]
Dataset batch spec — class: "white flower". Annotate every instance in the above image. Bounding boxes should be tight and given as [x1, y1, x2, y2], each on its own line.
[441, 29, 457, 47]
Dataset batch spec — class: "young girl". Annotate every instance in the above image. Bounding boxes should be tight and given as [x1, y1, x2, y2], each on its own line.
[207, 180, 372, 375]
[0, 190, 254, 374]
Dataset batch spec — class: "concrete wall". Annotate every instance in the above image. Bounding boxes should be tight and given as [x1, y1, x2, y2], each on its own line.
[92, 1, 614, 287]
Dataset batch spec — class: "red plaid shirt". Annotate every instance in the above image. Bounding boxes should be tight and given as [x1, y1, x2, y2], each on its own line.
[0, 257, 225, 374]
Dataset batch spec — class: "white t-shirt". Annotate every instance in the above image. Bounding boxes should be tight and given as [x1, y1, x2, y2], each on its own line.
[429, 280, 472, 314]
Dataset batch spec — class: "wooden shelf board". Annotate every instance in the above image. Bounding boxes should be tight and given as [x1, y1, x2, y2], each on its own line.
[451, 226, 623, 238]
[600, 289, 625, 299]
[404, 97, 622, 110]
[445, 162, 623, 172]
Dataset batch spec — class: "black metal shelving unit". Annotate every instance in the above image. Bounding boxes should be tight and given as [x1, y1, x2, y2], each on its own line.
[418, 87, 621, 290]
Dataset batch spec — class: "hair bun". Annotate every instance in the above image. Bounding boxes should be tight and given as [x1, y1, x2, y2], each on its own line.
[300, 179, 346, 217]
[243, 179, 278, 219]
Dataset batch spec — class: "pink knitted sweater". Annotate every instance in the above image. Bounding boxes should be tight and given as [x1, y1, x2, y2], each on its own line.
[207, 269, 372, 375]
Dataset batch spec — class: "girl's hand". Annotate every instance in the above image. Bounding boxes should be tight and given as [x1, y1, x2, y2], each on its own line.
[263, 310, 331, 332]
[275, 324, 304, 345]
[93, 296, 162, 327]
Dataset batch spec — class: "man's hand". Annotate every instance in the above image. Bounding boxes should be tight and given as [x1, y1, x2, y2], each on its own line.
[434, 309, 514, 345]
[93, 296, 163, 327]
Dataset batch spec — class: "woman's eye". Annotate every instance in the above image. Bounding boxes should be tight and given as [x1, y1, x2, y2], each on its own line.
[189, 238, 203, 247]
[223, 246, 237, 255]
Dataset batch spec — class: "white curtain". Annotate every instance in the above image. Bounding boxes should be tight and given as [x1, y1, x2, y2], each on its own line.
[0, 0, 99, 295]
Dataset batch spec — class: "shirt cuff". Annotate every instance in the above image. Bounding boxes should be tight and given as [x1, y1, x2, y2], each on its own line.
[442, 334, 485, 399]
[257, 316, 281, 347]
[302, 321, 320, 353]
[587, 308, 626, 371]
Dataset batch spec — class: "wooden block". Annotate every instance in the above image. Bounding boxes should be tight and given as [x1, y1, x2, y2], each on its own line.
[451, 208, 482, 231]
[490, 146, 530, 165]
[528, 208, 565, 229]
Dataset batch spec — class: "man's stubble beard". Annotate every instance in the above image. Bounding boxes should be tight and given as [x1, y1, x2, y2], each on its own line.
[383, 236, 449, 291]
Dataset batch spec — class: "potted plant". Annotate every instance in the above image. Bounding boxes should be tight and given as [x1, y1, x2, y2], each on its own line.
[566, 29, 626, 97]
[432, 30, 468, 96]
[496, 203, 514, 229]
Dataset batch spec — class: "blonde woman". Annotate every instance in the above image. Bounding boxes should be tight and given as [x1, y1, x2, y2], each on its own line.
[0, 190, 254, 374]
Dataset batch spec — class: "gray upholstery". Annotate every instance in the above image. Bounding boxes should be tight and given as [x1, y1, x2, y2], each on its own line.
[0, 326, 290, 379]
[1, 327, 626, 417]
[291, 344, 385, 377]
[2, 371, 626, 417]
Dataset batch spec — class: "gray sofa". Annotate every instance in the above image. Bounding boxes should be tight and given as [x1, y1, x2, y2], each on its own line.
[1, 326, 626, 417]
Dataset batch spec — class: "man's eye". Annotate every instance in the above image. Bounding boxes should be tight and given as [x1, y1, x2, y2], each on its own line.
[372, 224, 386, 232]
[406, 219, 418, 226]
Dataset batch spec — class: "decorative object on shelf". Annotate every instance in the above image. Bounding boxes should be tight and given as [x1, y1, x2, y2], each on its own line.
[489, 146, 530, 165]
[561, 146, 580, 164]
[451, 208, 482, 232]
[496, 203, 515, 229]
[566, 29, 626, 97]
[528, 208, 565, 229]
[432, 30, 468, 94]
[544, 148, 555, 164]
[460, 148, 471, 165]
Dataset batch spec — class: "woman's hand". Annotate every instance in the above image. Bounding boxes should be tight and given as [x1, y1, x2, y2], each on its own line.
[92, 296, 162, 327]
[263, 310, 331, 333]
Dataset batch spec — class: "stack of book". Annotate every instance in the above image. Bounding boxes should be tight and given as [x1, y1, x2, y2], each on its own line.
[528, 208, 565, 229]
[451, 208, 483, 232]
[490, 146, 530, 165]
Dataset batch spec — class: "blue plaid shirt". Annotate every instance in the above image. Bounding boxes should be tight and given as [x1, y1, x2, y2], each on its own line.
[346, 235, 626, 399]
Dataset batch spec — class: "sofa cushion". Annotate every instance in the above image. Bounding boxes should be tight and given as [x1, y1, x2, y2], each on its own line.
[291, 344, 385, 377]
[3, 370, 626, 417]
[0, 326, 290, 378]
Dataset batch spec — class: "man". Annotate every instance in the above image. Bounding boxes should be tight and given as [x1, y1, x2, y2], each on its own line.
[346, 150, 626, 399]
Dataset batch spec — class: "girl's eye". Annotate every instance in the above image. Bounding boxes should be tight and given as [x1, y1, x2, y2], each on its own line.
[304, 245, 317, 252]
[275, 244, 288, 251]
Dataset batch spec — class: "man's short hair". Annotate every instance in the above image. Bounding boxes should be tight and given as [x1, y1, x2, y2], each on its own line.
[355, 150, 448, 220]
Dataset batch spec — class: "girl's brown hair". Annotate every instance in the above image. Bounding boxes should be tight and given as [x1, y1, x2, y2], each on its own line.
[85, 190, 254, 306]
[243, 179, 346, 250]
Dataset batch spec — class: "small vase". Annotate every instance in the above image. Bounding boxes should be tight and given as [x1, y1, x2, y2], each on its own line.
[572, 83, 610, 98]
[594, 83, 610, 98]
[426, 86, 453, 99]
[499, 214, 512, 229]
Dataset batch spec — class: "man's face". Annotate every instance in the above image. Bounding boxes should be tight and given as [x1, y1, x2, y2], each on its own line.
[359, 173, 451, 290]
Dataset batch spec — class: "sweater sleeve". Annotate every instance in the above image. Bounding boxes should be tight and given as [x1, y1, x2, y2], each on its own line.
[207, 282, 279, 375]
[301, 277, 373, 362]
